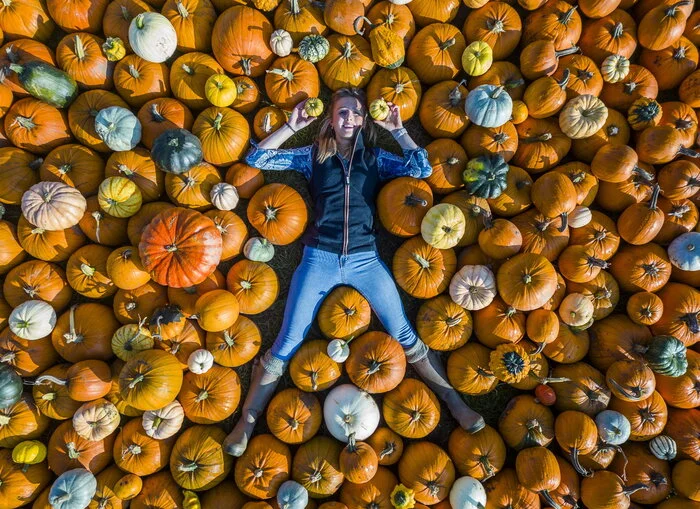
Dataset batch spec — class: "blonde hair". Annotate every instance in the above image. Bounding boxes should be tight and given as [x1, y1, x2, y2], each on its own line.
[315, 88, 378, 164]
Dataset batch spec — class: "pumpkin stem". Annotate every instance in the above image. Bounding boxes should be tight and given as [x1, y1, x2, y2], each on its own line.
[73, 35, 87, 61]
[308, 470, 323, 483]
[289, 0, 300, 14]
[623, 483, 649, 496]
[570, 448, 592, 477]
[264, 205, 278, 221]
[353, 16, 374, 36]
[587, 255, 609, 269]
[426, 481, 441, 497]
[80, 263, 96, 277]
[310, 370, 319, 391]
[176, 0, 189, 17]
[678, 146, 700, 159]
[540, 491, 561, 509]
[675, 118, 693, 130]
[404, 192, 428, 207]
[610, 21, 625, 40]
[134, 13, 146, 30]
[342, 41, 354, 59]
[367, 359, 382, 375]
[128, 374, 145, 389]
[222, 331, 235, 347]
[240, 58, 252, 76]
[195, 389, 208, 402]
[486, 18, 505, 34]
[522, 132, 553, 143]
[32, 375, 67, 386]
[490, 86, 505, 99]
[445, 315, 462, 327]
[559, 4, 578, 24]
[128, 64, 140, 79]
[13, 115, 35, 130]
[648, 184, 661, 210]
[680, 312, 699, 334]
[342, 305, 356, 317]
[41, 391, 56, 400]
[439, 38, 456, 50]
[0, 352, 15, 364]
[554, 45, 580, 58]
[411, 253, 431, 270]
[63, 305, 84, 344]
[557, 212, 568, 232]
[557, 68, 571, 89]
[632, 166, 655, 184]
[666, 1, 691, 16]
[178, 461, 200, 472]
[379, 441, 395, 460]
[607, 377, 639, 401]
[394, 81, 405, 94]
[409, 410, 422, 423]
[149, 103, 166, 123]
[669, 203, 691, 218]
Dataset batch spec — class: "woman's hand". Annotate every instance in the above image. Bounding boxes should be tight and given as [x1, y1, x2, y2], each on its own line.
[287, 99, 318, 132]
[373, 102, 403, 132]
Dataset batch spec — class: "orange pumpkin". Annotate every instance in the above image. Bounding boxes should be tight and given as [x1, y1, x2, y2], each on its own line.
[234, 433, 291, 499]
[47, 419, 114, 475]
[398, 441, 455, 505]
[392, 236, 456, 299]
[114, 417, 175, 476]
[266, 387, 321, 445]
[113, 55, 170, 108]
[178, 365, 241, 424]
[225, 260, 278, 315]
[383, 378, 440, 439]
[346, 332, 406, 394]
[5, 98, 72, 155]
[448, 424, 506, 481]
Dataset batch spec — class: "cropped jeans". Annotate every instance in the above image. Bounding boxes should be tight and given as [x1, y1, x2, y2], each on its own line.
[262, 246, 428, 374]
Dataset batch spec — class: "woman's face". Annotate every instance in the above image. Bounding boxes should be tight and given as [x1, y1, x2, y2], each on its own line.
[331, 96, 365, 140]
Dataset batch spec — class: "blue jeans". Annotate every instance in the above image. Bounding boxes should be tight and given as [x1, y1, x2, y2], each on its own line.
[269, 246, 423, 362]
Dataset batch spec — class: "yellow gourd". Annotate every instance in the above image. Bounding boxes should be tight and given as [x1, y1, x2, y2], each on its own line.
[12, 440, 47, 471]
[462, 41, 493, 77]
[205, 73, 238, 107]
[355, 16, 405, 70]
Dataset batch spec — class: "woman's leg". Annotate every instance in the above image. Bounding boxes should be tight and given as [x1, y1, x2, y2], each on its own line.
[224, 247, 341, 456]
[349, 252, 485, 433]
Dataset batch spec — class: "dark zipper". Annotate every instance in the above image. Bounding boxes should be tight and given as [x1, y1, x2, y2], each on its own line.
[339, 131, 360, 257]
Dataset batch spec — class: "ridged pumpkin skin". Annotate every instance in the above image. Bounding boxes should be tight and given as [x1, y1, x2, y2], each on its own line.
[118, 350, 183, 411]
[170, 425, 233, 491]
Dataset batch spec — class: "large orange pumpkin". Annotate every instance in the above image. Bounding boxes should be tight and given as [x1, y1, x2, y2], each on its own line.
[247, 183, 308, 245]
[118, 350, 183, 411]
[139, 207, 222, 288]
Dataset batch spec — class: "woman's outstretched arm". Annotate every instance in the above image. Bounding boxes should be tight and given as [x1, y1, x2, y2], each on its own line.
[373, 103, 432, 180]
[245, 101, 318, 178]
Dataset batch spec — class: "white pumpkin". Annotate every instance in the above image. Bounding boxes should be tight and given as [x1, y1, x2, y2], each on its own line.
[210, 182, 240, 211]
[323, 384, 380, 442]
[142, 401, 185, 440]
[9, 300, 56, 340]
[72, 399, 120, 442]
[568, 205, 592, 228]
[277, 480, 309, 509]
[243, 237, 275, 262]
[389, 0, 412, 3]
[668, 232, 700, 272]
[449, 265, 497, 311]
[558, 293, 595, 327]
[595, 410, 631, 446]
[601, 54, 630, 84]
[21, 181, 87, 231]
[128, 12, 177, 63]
[327, 339, 350, 363]
[271, 29, 294, 57]
[94, 106, 142, 152]
[187, 349, 214, 374]
[450, 476, 487, 509]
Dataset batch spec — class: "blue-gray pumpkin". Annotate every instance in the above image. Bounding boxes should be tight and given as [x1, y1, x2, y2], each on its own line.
[464, 84, 513, 128]
[644, 335, 688, 377]
[94, 106, 142, 152]
[151, 128, 204, 175]
[0, 363, 22, 410]
[49, 468, 97, 509]
[462, 154, 510, 199]
[595, 410, 631, 446]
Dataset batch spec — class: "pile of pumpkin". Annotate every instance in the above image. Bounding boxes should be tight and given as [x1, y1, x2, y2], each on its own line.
[0, 0, 700, 508]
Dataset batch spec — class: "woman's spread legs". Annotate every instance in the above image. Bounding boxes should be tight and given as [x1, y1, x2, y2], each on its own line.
[347, 251, 485, 433]
[224, 246, 342, 456]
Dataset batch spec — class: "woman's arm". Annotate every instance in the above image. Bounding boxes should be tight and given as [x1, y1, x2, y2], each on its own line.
[244, 100, 319, 178]
[373, 103, 432, 180]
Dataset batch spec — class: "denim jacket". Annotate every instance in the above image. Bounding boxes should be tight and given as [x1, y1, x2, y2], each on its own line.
[244, 137, 433, 254]
[245, 139, 433, 181]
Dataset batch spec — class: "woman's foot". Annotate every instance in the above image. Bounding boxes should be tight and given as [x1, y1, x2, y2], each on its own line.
[444, 390, 486, 433]
[411, 349, 485, 433]
[224, 358, 281, 457]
